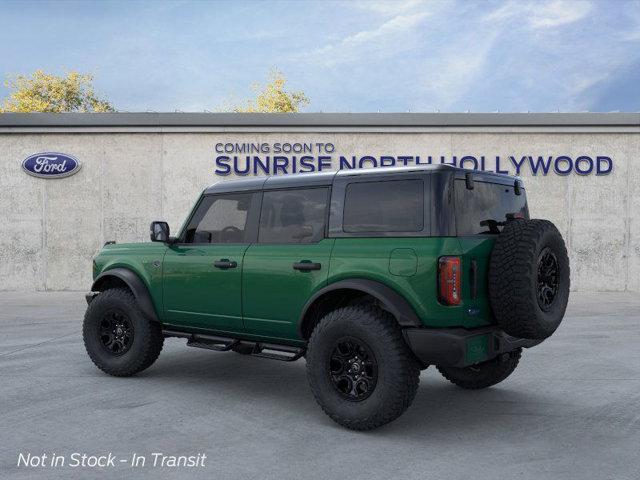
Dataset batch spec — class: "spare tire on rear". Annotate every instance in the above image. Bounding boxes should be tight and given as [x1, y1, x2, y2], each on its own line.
[489, 219, 570, 340]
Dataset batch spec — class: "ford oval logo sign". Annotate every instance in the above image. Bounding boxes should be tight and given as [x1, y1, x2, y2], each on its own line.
[22, 152, 81, 179]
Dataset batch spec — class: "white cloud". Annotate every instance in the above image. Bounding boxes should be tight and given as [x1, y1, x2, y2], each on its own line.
[477, 0, 638, 111]
[352, 0, 431, 16]
[530, 0, 592, 28]
[301, 11, 430, 66]
[419, 29, 500, 109]
[483, 1, 522, 23]
[484, 0, 591, 29]
[337, 12, 428, 46]
[293, 0, 635, 112]
[619, 0, 640, 41]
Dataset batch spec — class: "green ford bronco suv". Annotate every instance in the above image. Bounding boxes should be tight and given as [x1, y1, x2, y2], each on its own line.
[84, 165, 570, 430]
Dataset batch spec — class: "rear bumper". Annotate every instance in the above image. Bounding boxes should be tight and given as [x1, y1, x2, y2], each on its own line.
[403, 326, 542, 369]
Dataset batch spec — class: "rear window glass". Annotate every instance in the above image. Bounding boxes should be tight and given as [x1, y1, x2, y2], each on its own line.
[455, 180, 528, 235]
[343, 179, 424, 233]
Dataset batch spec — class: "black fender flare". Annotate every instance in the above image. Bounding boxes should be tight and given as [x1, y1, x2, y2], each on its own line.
[91, 268, 160, 323]
[298, 279, 422, 337]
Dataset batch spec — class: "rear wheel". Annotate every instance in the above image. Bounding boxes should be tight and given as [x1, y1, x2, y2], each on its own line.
[83, 288, 164, 377]
[437, 348, 522, 390]
[306, 305, 420, 430]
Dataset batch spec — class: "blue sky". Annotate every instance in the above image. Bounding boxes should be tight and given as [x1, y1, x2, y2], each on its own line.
[0, 0, 638, 112]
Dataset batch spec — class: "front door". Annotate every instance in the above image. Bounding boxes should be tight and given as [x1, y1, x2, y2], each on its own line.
[242, 187, 333, 340]
[163, 192, 259, 332]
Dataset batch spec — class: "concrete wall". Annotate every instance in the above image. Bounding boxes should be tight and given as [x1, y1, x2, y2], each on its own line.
[0, 129, 638, 291]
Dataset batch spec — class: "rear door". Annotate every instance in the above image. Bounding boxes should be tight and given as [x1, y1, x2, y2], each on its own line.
[242, 187, 333, 340]
[162, 192, 259, 332]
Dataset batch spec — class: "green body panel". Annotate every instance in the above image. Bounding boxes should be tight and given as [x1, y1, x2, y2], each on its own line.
[388, 248, 418, 276]
[162, 243, 249, 331]
[92, 242, 167, 315]
[241, 239, 335, 338]
[328, 237, 493, 329]
[92, 234, 497, 339]
[92, 234, 496, 338]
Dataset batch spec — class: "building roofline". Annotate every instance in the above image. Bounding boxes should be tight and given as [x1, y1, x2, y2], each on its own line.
[0, 112, 639, 128]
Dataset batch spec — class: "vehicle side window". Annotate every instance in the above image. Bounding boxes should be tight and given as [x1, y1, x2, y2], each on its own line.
[343, 179, 424, 233]
[258, 188, 328, 243]
[183, 193, 253, 244]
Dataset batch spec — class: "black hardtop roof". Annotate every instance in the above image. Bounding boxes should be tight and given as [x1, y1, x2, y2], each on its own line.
[204, 164, 519, 195]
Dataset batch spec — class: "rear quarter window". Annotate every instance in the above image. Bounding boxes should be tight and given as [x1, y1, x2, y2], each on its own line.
[455, 180, 529, 235]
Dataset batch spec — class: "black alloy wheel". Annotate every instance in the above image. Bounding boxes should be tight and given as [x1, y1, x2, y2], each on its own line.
[537, 247, 559, 311]
[306, 304, 420, 430]
[99, 309, 134, 356]
[329, 337, 378, 401]
[83, 288, 164, 377]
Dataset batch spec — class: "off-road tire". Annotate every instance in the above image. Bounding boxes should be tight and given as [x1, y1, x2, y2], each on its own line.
[83, 288, 164, 377]
[306, 305, 420, 431]
[489, 219, 570, 340]
[437, 348, 522, 390]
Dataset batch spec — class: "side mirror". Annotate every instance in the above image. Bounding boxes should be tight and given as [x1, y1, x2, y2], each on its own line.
[150, 221, 170, 242]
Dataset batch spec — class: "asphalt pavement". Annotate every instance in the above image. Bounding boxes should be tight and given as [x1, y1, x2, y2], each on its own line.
[1, 290, 639, 480]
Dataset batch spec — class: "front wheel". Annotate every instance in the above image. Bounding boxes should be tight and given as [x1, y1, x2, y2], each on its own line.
[306, 305, 420, 430]
[437, 348, 522, 390]
[83, 288, 164, 377]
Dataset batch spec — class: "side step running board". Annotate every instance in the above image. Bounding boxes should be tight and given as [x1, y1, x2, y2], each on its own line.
[186, 334, 239, 352]
[163, 329, 305, 362]
[251, 342, 305, 362]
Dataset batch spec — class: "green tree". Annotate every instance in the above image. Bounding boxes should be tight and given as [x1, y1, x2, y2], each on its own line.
[1, 70, 114, 113]
[234, 70, 309, 113]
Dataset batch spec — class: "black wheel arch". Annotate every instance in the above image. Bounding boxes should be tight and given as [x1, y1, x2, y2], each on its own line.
[91, 268, 160, 323]
[298, 279, 422, 339]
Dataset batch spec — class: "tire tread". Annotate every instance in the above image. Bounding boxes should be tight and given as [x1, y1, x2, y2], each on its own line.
[489, 219, 569, 339]
[83, 288, 164, 377]
[306, 304, 420, 431]
[437, 349, 522, 390]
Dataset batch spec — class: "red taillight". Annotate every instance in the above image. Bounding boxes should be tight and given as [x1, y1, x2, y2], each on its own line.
[438, 256, 461, 306]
